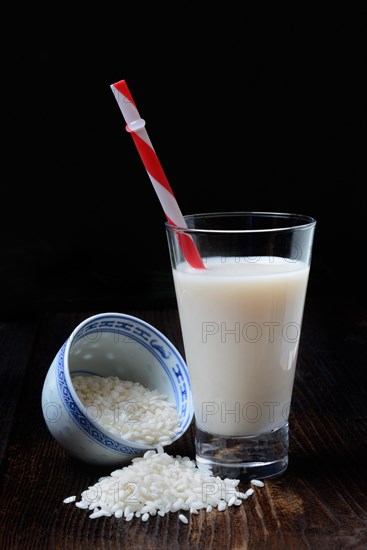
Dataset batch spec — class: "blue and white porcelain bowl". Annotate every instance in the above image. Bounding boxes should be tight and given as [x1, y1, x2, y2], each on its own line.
[41, 312, 194, 466]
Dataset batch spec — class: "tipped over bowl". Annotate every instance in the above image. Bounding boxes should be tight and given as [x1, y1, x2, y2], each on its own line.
[41, 312, 194, 466]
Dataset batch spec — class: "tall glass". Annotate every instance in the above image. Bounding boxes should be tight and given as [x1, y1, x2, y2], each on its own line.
[165, 212, 316, 480]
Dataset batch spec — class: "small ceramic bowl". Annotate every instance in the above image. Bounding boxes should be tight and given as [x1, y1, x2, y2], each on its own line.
[41, 312, 193, 466]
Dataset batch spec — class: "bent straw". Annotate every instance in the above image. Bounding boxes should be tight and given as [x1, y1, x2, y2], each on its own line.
[110, 79, 205, 269]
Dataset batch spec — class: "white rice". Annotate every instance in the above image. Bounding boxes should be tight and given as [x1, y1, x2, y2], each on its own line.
[250, 479, 265, 487]
[63, 496, 76, 504]
[64, 445, 264, 524]
[72, 375, 181, 445]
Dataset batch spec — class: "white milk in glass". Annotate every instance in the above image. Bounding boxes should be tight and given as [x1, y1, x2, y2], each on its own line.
[172, 256, 310, 437]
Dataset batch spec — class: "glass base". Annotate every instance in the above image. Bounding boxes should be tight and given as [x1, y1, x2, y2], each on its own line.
[195, 423, 289, 481]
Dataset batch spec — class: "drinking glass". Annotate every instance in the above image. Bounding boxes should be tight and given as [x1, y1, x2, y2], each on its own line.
[165, 212, 316, 480]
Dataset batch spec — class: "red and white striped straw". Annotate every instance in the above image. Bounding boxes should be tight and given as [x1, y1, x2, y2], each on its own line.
[110, 79, 205, 269]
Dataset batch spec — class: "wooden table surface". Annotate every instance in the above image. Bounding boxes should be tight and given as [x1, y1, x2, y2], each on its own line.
[0, 298, 366, 549]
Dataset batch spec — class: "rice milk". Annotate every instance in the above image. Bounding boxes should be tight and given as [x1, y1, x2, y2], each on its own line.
[172, 256, 310, 436]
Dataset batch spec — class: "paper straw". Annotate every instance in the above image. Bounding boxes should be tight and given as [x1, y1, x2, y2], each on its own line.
[110, 79, 205, 269]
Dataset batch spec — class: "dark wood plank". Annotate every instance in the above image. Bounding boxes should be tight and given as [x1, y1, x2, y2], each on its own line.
[0, 320, 40, 463]
[0, 305, 366, 549]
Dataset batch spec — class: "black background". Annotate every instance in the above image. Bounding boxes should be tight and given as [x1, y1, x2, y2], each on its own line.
[2, 11, 365, 318]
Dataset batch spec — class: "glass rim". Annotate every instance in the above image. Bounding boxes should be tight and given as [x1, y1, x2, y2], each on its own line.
[165, 211, 317, 234]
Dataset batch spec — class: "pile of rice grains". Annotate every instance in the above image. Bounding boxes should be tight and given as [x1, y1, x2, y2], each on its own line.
[63, 375, 265, 525]
[72, 375, 181, 446]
